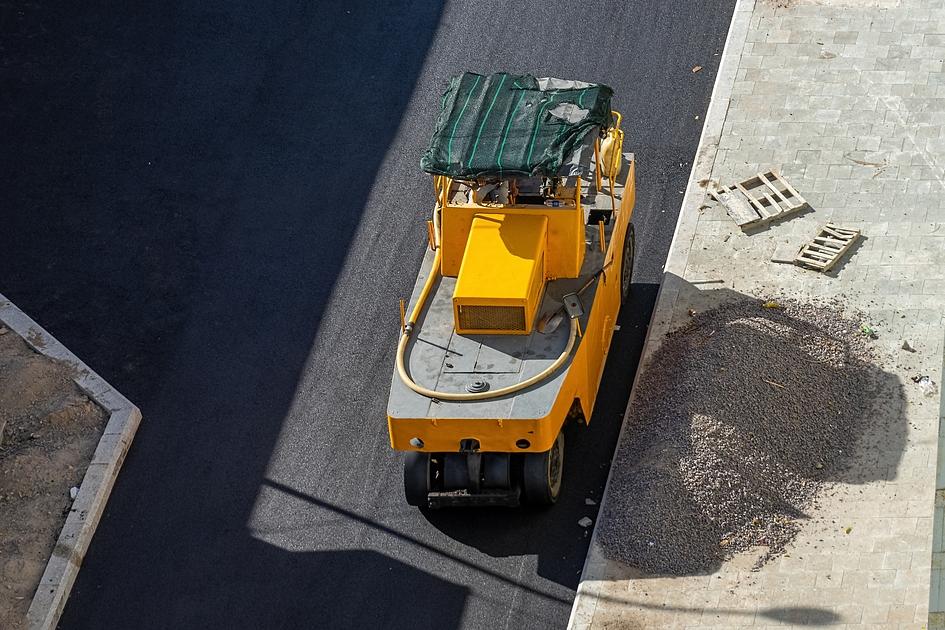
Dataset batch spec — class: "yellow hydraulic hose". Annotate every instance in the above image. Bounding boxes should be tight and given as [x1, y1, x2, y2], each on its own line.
[395, 247, 579, 402]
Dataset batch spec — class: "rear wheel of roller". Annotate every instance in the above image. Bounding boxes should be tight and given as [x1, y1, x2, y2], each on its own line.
[522, 432, 564, 505]
[404, 452, 431, 507]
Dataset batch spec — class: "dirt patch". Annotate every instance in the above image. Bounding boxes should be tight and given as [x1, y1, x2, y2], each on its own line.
[0, 329, 106, 630]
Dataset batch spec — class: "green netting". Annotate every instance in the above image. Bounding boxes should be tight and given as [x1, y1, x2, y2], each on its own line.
[420, 72, 613, 180]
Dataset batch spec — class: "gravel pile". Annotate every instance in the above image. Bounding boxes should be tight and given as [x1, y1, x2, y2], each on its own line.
[597, 298, 892, 574]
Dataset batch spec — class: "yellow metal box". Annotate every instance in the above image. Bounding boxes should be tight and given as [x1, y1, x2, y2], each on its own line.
[453, 213, 547, 335]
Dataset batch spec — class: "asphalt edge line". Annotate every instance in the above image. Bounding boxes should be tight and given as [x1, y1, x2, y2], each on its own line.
[566, 1, 755, 627]
[0, 293, 142, 630]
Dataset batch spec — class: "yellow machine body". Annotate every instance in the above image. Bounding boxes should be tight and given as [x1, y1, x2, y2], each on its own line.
[388, 158, 636, 453]
[439, 182, 585, 280]
[453, 213, 547, 335]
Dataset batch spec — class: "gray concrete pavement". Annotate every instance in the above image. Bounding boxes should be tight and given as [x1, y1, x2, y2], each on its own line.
[0, 1, 736, 627]
[573, 0, 945, 627]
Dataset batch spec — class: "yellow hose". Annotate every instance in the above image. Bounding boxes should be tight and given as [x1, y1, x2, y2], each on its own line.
[396, 247, 579, 401]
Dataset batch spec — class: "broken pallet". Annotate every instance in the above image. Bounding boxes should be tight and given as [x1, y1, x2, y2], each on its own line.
[710, 170, 809, 230]
[795, 223, 861, 272]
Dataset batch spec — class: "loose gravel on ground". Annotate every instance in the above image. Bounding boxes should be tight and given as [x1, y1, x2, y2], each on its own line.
[597, 297, 899, 574]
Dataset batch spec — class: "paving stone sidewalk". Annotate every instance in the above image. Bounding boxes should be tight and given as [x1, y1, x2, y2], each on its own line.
[571, 0, 945, 627]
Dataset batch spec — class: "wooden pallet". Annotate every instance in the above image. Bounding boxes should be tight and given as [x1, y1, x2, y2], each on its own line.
[795, 223, 861, 272]
[709, 170, 809, 229]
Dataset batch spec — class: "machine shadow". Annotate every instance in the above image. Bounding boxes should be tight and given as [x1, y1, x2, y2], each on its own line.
[594, 275, 907, 576]
[0, 1, 468, 628]
[427, 272, 907, 586]
[423, 282, 663, 589]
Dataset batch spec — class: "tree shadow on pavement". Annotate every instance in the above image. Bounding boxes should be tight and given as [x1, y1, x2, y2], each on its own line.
[593, 275, 907, 576]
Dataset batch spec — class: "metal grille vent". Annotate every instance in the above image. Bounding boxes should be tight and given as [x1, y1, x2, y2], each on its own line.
[458, 305, 526, 332]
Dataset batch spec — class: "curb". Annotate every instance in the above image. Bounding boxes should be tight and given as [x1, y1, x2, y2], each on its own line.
[567, 1, 755, 627]
[929, 332, 945, 628]
[0, 293, 141, 630]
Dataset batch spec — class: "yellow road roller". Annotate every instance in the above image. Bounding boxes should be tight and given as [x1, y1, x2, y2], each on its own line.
[387, 72, 635, 507]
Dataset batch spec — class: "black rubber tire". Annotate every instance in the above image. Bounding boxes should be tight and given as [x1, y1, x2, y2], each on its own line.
[620, 222, 636, 303]
[404, 452, 431, 507]
[522, 432, 564, 505]
[483, 453, 511, 488]
[442, 453, 468, 490]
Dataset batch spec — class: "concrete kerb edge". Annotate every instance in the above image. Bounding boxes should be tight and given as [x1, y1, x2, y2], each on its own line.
[566, 1, 755, 627]
[0, 293, 142, 630]
[929, 329, 945, 628]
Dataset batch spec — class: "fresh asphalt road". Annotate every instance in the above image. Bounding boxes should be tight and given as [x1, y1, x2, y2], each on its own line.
[1, 1, 735, 627]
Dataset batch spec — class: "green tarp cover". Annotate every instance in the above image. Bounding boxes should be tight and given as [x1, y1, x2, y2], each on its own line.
[420, 72, 613, 180]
